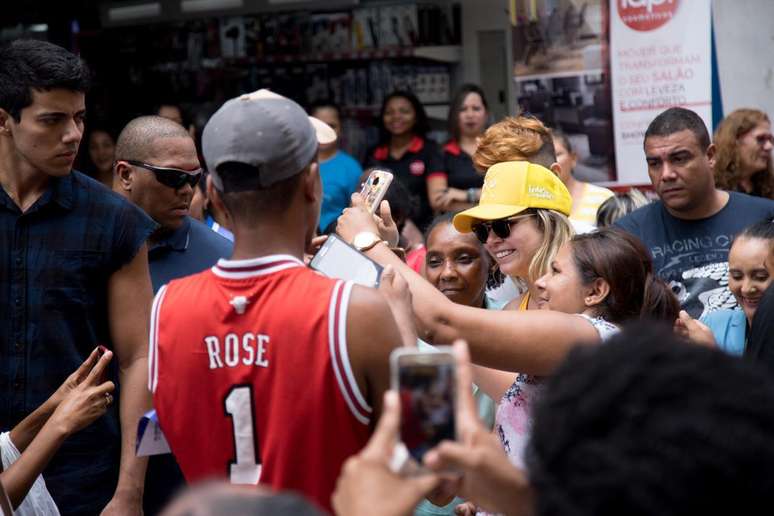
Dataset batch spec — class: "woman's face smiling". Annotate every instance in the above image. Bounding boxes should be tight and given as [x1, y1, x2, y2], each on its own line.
[383, 96, 417, 138]
[728, 236, 773, 324]
[482, 213, 544, 280]
[534, 242, 589, 314]
[424, 222, 490, 307]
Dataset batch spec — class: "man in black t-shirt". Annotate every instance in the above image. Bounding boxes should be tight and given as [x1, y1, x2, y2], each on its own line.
[615, 108, 774, 318]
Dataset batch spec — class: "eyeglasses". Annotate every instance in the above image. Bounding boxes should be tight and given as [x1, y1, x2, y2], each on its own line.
[755, 134, 774, 146]
[471, 213, 534, 244]
[123, 160, 202, 189]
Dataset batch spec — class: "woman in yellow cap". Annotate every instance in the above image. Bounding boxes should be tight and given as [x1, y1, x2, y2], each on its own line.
[462, 116, 575, 311]
[337, 159, 679, 475]
[453, 160, 574, 313]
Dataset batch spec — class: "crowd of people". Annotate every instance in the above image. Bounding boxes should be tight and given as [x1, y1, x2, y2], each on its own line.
[1, 37, 774, 516]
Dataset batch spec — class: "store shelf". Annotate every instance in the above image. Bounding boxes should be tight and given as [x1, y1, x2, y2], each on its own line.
[231, 45, 462, 64]
[411, 45, 462, 63]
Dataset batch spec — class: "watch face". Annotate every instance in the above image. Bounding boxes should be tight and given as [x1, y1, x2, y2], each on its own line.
[354, 232, 377, 250]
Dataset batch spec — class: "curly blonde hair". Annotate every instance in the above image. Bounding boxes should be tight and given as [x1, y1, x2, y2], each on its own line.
[713, 109, 774, 198]
[473, 116, 556, 172]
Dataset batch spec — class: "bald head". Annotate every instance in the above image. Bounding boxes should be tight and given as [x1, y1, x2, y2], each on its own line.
[115, 115, 191, 162]
[113, 115, 200, 232]
[160, 482, 323, 516]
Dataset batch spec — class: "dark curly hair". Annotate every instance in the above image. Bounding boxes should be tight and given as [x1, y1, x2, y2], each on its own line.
[527, 324, 774, 516]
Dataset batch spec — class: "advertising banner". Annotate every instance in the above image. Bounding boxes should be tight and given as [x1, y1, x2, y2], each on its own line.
[610, 0, 712, 184]
[512, 0, 616, 184]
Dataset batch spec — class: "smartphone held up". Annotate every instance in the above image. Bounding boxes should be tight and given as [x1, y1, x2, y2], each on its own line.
[391, 348, 456, 467]
[360, 168, 394, 214]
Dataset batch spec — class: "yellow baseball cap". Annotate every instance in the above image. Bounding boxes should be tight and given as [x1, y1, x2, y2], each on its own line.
[453, 161, 572, 233]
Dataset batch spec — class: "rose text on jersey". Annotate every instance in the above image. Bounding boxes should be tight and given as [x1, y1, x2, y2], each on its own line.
[204, 333, 270, 369]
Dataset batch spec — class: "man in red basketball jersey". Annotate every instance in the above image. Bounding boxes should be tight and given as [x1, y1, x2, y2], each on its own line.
[149, 90, 403, 512]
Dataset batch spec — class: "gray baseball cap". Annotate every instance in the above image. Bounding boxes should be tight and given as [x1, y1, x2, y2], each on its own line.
[202, 89, 337, 189]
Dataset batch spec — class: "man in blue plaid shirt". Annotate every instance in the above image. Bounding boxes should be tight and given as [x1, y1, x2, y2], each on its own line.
[0, 40, 156, 515]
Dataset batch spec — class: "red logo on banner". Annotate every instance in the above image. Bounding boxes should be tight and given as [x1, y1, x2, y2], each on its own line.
[618, 0, 679, 31]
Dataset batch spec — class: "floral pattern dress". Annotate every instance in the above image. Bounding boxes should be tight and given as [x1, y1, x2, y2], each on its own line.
[494, 314, 620, 469]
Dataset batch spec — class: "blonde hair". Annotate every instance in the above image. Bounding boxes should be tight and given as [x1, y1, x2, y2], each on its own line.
[497, 208, 574, 290]
[526, 209, 574, 285]
[595, 189, 651, 228]
[473, 116, 556, 172]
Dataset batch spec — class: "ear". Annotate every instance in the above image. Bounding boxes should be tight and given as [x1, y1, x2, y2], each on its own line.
[303, 161, 321, 202]
[114, 161, 134, 192]
[549, 162, 562, 177]
[705, 142, 717, 170]
[0, 108, 12, 136]
[584, 277, 610, 308]
[206, 175, 227, 216]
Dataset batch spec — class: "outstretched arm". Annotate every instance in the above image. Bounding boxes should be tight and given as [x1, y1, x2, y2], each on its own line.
[338, 197, 599, 376]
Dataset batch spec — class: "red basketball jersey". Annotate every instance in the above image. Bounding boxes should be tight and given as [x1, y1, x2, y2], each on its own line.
[149, 255, 371, 512]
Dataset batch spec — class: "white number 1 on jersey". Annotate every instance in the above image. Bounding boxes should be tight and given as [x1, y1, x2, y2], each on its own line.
[224, 385, 262, 484]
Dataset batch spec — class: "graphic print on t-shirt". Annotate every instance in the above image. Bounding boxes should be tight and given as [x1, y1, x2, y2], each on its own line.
[650, 234, 737, 318]
[615, 192, 774, 320]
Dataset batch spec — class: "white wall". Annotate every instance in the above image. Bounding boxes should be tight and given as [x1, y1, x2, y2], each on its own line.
[460, 0, 515, 114]
[460, 0, 511, 83]
[713, 0, 774, 117]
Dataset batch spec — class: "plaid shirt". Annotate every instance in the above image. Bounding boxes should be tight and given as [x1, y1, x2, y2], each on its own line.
[0, 170, 155, 514]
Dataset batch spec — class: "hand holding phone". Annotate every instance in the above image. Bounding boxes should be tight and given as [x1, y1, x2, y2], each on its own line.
[360, 168, 394, 214]
[391, 348, 456, 468]
[310, 234, 383, 287]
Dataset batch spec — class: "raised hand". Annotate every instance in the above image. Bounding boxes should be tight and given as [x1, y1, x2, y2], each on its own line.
[332, 391, 439, 516]
[379, 265, 417, 348]
[674, 310, 717, 348]
[424, 341, 533, 516]
[48, 346, 105, 408]
[49, 349, 115, 436]
[337, 193, 383, 244]
[375, 199, 400, 248]
[304, 234, 329, 265]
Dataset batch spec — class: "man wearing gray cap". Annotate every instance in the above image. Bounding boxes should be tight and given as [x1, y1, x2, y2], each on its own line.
[147, 90, 403, 513]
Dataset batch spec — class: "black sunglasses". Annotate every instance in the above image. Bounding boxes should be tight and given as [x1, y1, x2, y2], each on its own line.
[755, 133, 774, 146]
[471, 213, 534, 244]
[124, 160, 202, 189]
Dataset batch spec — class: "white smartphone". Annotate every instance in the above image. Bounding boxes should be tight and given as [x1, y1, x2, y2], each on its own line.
[309, 234, 383, 288]
[360, 168, 394, 214]
[390, 347, 457, 467]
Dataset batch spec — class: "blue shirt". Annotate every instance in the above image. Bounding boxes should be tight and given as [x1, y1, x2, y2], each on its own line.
[149, 216, 233, 294]
[204, 213, 233, 241]
[701, 308, 747, 356]
[319, 151, 362, 233]
[615, 192, 774, 318]
[0, 170, 156, 515]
